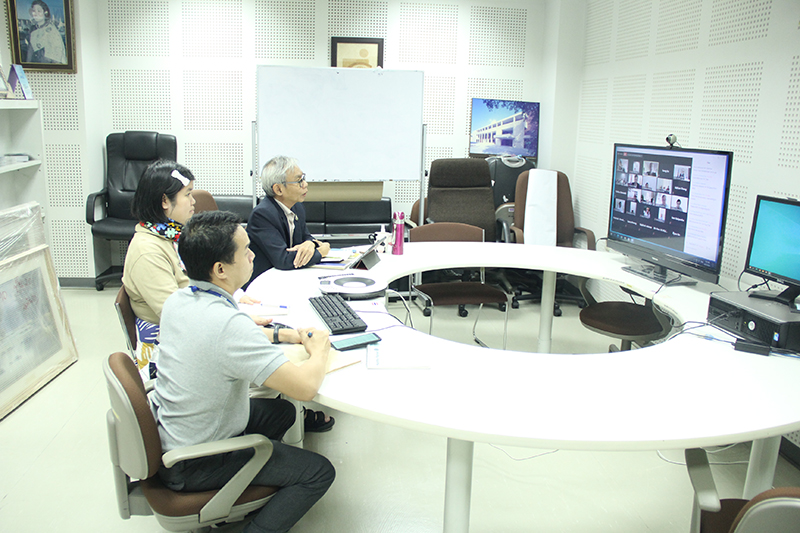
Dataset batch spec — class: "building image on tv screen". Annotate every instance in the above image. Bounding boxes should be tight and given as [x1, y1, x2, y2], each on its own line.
[469, 98, 539, 159]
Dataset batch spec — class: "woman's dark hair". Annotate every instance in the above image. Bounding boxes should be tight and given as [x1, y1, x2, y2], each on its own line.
[31, 0, 52, 19]
[179, 210, 241, 282]
[130, 160, 195, 224]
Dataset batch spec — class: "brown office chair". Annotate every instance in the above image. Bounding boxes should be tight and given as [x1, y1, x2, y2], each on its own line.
[409, 222, 511, 349]
[114, 285, 138, 357]
[508, 170, 595, 315]
[577, 282, 672, 351]
[426, 158, 499, 241]
[192, 189, 218, 213]
[685, 448, 800, 533]
[104, 351, 278, 531]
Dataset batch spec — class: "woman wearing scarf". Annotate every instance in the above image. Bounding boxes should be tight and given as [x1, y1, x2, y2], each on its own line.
[122, 160, 196, 381]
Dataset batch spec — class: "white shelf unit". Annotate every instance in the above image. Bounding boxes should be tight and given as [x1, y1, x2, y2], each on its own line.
[0, 99, 47, 213]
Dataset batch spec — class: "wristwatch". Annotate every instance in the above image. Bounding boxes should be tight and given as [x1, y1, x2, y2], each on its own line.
[272, 323, 284, 344]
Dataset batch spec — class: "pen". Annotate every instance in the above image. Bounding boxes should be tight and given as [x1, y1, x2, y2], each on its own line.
[318, 272, 355, 279]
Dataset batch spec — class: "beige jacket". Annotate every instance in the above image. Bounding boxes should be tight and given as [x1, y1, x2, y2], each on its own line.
[122, 224, 189, 324]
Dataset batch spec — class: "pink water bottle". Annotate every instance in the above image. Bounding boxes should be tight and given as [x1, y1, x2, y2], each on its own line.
[392, 212, 404, 255]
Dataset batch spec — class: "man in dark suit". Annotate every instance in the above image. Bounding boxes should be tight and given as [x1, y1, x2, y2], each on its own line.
[247, 156, 331, 283]
[246, 155, 335, 433]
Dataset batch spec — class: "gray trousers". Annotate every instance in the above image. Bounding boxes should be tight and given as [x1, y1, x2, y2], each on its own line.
[158, 398, 335, 533]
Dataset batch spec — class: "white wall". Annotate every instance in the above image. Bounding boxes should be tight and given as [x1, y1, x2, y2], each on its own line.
[4, 0, 798, 285]
[571, 0, 800, 289]
[3, 0, 561, 281]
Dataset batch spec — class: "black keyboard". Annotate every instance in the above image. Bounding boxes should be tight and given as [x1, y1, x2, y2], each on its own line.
[309, 293, 368, 335]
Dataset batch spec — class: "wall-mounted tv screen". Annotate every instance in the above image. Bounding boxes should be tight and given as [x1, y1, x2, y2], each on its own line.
[607, 143, 733, 285]
[469, 98, 539, 160]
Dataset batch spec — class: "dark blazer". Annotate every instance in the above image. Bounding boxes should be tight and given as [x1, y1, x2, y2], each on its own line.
[246, 196, 322, 284]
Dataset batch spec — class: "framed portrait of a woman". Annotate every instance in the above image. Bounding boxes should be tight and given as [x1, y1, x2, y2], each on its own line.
[6, 0, 76, 73]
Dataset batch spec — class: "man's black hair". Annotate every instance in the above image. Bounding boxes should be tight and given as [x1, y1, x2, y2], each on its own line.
[131, 160, 195, 224]
[179, 210, 242, 281]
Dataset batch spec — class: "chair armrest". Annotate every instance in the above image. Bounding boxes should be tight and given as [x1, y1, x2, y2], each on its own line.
[162, 434, 271, 467]
[574, 226, 596, 251]
[497, 219, 511, 243]
[510, 226, 523, 244]
[685, 448, 721, 512]
[86, 189, 109, 224]
[164, 434, 274, 523]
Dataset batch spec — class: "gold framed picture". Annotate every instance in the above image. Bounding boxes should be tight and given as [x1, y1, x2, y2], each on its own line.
[331, 37, 384, 69]
[6, 0, 77, 73]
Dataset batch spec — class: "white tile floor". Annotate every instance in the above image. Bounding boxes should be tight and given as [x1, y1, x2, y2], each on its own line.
[1, 286, 799, 532]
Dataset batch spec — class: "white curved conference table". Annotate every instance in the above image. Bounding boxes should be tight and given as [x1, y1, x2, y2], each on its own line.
[247, 242, 800, 533]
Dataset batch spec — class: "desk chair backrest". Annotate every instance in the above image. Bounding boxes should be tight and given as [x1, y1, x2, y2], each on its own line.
[427, 158, 497, 242]
[514, 170, 583, 248]
[105, 131, 177, 220]
[410, 222, 484, 243]
[730, 487, 800, 533]
[192, 189, 219, 213]
[114, 286, 138, 356]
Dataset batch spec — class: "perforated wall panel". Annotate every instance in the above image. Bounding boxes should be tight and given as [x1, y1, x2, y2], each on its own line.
[779, 56, 800, 169]
[182, 0, 243, 58]
[615, 0, 652, 61]
[111, 69, 172, 130]
[655, 0, 701, 55]
[699, 62, 763, 165]
[577, 78, 608, 144]
[255, 0, 316, 60]
[108, 0, 170, 57]
[423, 76, 456, 135]
[328, 0, 388, 58]
[573, 154, 610, 232]
[49, 220, 92, 278]
[610, 75, 646, 142]
[25, 73, 79, 131]
[468, 6, 526, 68]
[183, 71, 243, 130]
[648, 69, 696, 145]
[464, 78, 524, 134]
[399, 3, 458, 65]
[45, 145, 83, 209]
[184, 143, 247, 195]
[584, 0, 612, 66]
[787, 430, 800, 448]
[709, 0, 771, 47]
[720, 183, 750, 280]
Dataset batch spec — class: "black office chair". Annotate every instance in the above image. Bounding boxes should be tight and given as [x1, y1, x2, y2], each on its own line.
[86, 131, 177, 290]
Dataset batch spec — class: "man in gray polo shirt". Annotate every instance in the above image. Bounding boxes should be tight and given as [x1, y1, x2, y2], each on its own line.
[152, 210, 335, 533]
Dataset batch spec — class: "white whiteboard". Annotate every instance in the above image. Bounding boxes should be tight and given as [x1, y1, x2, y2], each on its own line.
[256, 66, 424, 182]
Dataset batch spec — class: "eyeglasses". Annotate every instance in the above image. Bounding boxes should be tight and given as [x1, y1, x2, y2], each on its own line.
[284, 173, 307, 187]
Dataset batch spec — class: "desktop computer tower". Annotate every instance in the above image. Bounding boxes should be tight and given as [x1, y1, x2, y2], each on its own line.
[707, 291, 800, 351]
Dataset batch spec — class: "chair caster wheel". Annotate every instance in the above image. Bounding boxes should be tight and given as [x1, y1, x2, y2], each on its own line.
[554, 307, 562, 317]
[458, 305, 468, 318]
[95, 282, 105, 291]
[422, 308, 432, 317]
[512, 300, 519, 309]
[499, 303, 506, 312]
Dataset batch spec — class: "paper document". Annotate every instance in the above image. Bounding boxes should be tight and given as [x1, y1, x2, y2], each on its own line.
[282, 345, 362, 373]
[239, 302, 290, 316]
[365, 344, 430, 370]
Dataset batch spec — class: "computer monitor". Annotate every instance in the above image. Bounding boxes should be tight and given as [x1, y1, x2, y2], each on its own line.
[607, 143, 733, 285]
[469, 98, 539, 160]
[744, 195, 800, 307]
